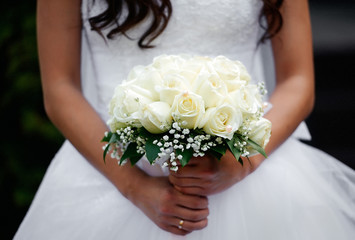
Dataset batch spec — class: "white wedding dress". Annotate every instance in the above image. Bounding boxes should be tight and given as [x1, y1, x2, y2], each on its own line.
[15, 0, 355, 239]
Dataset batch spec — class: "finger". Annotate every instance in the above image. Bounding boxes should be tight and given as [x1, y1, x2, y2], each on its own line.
[160, 189, 209, 217]
[171, 158, 201, 169]
[171, 165, 215, 179]
[158, 215, 208, 235]
[159, 223, 191, 236]
[176, 192, 208, 209]
[170, 164, 196, 177]
[175, 186, 209, 196]
[171, 217, 208, 232]
[176, 156, 203, 166]
[188, 154, 217, 164]
[169, 174, 208, 188]
[170, 165, 203, 178]
[172, 156, 217, 177]
[170, 156, 212, 175]
[186, 156, 209, 165]
[174, 205, 210, 222]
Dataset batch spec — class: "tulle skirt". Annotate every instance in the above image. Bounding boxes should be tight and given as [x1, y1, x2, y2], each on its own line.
[14, 137, 355, 240]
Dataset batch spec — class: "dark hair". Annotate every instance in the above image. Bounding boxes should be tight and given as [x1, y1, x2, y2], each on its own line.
[89, 0, 283, 48]
[259, 0, 284, 42]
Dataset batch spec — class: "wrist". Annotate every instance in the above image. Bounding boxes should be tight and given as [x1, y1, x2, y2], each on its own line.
[242, 154, 265, 174]
[108, 161, 149, 203]
[125, 169, 149, 204]
[222, 150, 264, 182]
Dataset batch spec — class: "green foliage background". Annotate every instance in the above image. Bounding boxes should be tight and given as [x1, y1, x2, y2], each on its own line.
[0, 1, 64, 238]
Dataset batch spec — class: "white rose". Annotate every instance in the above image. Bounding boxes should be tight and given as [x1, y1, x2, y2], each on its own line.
[213, 56, 251, 92]
[227, 85, 263, 115]
[171, 91, 205, 129]
[126, 65, 145, 82]
[155, 73, 190, 105]
[108, 85, 153, 129]
[191, 65, 228, 108]
[200, 104, 243, 140]
[153, 54, 203, 85]
[106, 117, 127, 133]
[234, 60, 251, 82]
[140, 102, 172, 134]
[152, 55, 186, 75]
[248, 118, 272, 154]
[179, 57, 205, 83]
[124, 68, 162, 101]
[189, 55, 212, 65]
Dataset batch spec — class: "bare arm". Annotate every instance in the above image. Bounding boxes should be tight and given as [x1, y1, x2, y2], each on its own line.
[37, 0, 208, 235]
[266, 0, 314, 151]
[169, 0, 314, 195]
[37, 0, 142, 201]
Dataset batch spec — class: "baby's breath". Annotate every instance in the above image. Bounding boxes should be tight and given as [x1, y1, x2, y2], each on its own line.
[257, 81, 268, 96]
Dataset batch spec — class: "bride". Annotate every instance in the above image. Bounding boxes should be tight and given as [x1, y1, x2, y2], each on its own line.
[15, 0, 355, 239]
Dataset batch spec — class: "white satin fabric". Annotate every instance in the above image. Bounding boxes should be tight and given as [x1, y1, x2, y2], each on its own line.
[15, 0, 355, 239]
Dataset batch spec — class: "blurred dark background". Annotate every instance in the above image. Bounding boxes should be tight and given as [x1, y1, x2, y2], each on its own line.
[1, 0, 354, 239]
[306, 1, 355, 170]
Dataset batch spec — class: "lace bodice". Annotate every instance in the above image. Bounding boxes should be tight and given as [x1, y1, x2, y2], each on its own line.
[80, 0, 269, 120]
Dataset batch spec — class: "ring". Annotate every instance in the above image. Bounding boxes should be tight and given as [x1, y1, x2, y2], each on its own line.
[178, 219, 184, 229]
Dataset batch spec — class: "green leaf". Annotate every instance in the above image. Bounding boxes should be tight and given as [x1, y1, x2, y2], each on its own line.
[209, 143, 227, 161]
[145, 136, 162, 164]
[102, 132, 119, 163]
[109, 132, 119, 144]
[209, 149, 223, 161]
[120, 142, 143, 166]
[138, 127, 150, 137]
[101, 131, 113, 142]
[238, 158, 244, 166]
[247, 139, 268, 158]
[245, 155, 252, 166]
[103, 144, 111, 164]
[137, 128, 166, 164]
[176, 148, 194, 167]
[210, 143, 227, 156]
[138, 127, 163, 139]
[129, 153, 144, 166]
[227, 138, 242, 163]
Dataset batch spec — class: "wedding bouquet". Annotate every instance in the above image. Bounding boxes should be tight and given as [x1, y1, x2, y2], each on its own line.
[102, 55, 271, 171]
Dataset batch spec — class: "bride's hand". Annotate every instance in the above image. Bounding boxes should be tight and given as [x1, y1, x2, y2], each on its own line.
[169, 150, 264, 196]
[129, 175, 209, 236]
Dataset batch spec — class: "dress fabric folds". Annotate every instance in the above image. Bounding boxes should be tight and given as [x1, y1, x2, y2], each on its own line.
[15, 0, 355, 239]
